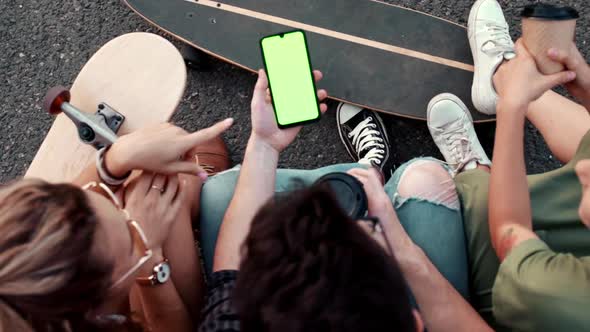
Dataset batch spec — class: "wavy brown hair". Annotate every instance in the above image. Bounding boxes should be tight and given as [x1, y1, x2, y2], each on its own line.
[234, 185, 416, 332]
[0, 179, 113, 332]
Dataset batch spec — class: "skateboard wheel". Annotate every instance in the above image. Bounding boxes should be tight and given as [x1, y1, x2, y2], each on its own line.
[180, 44, 212, 71]
[43, 86, 71, 115]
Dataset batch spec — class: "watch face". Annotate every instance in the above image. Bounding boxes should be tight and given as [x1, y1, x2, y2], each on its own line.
[155, 262, 171, 283]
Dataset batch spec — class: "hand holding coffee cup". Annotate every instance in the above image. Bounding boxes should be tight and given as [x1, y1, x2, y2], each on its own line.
[546, 42, 590, 108]
[521, 3, 579, 75]
[314, 172, 369, 219]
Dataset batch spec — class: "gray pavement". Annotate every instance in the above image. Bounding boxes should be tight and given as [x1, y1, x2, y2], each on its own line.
[1, 0, 588, 183]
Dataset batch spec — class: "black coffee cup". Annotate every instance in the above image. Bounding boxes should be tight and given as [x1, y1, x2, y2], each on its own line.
[314, 172, 368, 219]
[521, 3, 579, 21]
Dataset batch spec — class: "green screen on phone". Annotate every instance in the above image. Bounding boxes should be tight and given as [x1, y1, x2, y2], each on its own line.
[260, 30, 320, 128]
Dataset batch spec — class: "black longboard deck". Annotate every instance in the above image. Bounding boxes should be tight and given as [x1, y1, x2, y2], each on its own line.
[125, 0, 494, 122]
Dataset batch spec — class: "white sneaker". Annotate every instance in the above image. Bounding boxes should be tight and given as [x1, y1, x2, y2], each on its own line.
[469, 0, 515, 115]
[427, 93, 492, 175]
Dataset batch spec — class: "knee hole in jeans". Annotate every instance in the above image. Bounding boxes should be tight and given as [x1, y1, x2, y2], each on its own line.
[397, 161, 459, 209]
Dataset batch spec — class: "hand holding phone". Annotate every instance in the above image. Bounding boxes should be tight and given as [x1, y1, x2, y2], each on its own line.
[260, 30, 323, 129]
[250, 68, 327, 153]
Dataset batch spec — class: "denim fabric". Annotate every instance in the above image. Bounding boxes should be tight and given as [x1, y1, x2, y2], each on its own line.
[386, 158, 469, 299]
[199, 160, 469, 299]
[199, 163, 362, 275]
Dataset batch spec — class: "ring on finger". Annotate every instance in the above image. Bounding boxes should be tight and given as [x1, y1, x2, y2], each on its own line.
[151, 185, 164, 193]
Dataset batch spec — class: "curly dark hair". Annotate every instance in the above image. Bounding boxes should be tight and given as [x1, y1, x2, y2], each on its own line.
[234, 184, 416, 332]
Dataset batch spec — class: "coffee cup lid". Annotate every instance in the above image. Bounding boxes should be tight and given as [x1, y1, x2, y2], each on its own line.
[521, 3, 579, 20]
[314, 173, 368, 220]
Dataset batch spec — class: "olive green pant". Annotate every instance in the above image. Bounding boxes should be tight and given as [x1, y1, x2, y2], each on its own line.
[455, 130, 590, 330]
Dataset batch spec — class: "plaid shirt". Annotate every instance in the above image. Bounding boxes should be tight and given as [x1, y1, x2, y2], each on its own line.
[199, 270, 241, 332]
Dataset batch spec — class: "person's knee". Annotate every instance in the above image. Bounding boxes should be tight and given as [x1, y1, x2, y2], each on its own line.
[398, 161, 458, 206]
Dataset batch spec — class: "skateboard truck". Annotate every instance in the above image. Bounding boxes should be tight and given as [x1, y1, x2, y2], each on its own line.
[43, 86, 125, 150]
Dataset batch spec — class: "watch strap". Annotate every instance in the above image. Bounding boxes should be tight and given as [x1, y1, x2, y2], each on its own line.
[135, 275, 157, 286]
[136, 259, 170, 286]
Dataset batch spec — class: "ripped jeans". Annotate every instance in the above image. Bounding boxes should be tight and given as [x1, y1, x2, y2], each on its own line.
[199, 158, 469, 299]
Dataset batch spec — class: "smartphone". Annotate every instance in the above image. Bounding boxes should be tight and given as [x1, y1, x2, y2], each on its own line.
[260, 30, 321, 129]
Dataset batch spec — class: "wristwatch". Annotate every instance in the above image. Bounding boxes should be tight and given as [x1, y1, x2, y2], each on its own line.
[136, 259, 171, 286]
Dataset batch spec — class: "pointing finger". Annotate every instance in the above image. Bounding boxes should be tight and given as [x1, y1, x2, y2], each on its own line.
[183, 118, 233, 149]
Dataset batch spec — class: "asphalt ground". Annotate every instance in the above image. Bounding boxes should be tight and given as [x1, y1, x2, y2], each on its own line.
[1, 0, 589, 183]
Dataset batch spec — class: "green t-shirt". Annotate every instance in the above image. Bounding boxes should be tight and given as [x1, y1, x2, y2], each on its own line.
[493, 239, 590, 332]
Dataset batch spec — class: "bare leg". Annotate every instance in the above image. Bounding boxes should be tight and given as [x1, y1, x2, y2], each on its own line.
[393, 160, 471, 300]
[397, 161, 459, 209]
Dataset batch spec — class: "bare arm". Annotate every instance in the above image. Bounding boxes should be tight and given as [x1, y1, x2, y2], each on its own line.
[489, 40, 575, 260]
[72, 121, 232, 187]
[347, 168, 492, 332]
[122, 174, 198, 331]
[488, 105, 537, 261]
[122, 164, 228, 331]
[134, 250, 193, 332]
[212, 136, 278, 271]
[160, 175, 205, 320]
[397, 244, 493, 332]
[212, 69, 327, 272]
[380, 201, 491, 332]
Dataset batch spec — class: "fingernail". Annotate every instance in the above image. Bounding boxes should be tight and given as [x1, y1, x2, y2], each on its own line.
[548, 48, 558, 57]
[198, 172, 208, 181]
[568, 71, 577, 80]
[225, 118, 234, 125]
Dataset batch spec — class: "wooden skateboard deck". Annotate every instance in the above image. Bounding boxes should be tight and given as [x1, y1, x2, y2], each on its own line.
[124, 0, 493, 122]
[26, 33, 187, 183]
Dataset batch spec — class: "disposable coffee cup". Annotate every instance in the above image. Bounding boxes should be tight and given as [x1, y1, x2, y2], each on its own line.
[314, 172, 368, 220]
[521, 3, 579, 75]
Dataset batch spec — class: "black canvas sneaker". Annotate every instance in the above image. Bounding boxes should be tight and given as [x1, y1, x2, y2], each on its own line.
[336, 103, 390, 170]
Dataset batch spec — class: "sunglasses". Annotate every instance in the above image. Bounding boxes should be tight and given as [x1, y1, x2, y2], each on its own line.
[82, 182, 153, 289]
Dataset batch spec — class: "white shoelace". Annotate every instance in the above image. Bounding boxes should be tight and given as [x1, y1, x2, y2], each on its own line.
[348, 117, 385, 165]
[438, 121, 480, 173]
[482, 21, 515, 57]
